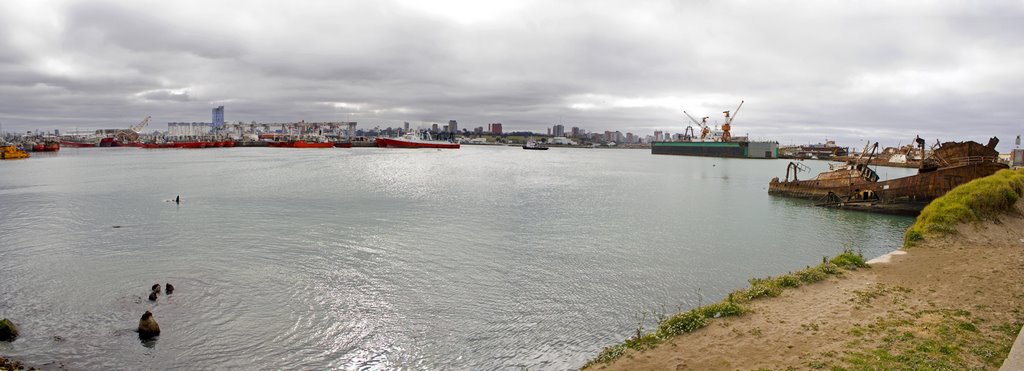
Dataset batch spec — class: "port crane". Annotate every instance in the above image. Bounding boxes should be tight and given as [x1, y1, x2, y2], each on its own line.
[130, 116, 151, 133]
[721, 100, 744, 142]
[683, 111, 711, 140]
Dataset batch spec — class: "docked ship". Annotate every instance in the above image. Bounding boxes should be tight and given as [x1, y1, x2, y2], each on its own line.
[376, 132, 460, 149]
[768, 137, 1007, 215]
[268, 139, 333, 148]
[651, 101, 778, 159]
[31, 141, 61, 152]
[60, 140, 98, 148]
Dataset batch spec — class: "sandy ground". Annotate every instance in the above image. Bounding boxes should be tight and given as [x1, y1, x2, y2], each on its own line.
[595, 204, 1024, 370]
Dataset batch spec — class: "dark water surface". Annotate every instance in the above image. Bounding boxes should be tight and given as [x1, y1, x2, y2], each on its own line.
[0, 146, 914, 369]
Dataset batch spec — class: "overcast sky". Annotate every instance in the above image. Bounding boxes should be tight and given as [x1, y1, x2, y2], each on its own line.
[1, 0, 1021, 149]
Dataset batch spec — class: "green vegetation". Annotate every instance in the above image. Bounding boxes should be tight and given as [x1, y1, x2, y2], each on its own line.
[834, 309, 1017, 370]
[582, 250, 868, 369]
[904, 168, 1024, 247]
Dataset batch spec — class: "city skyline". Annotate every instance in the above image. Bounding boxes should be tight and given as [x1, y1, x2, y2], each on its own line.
[1, 1, 1022, 150]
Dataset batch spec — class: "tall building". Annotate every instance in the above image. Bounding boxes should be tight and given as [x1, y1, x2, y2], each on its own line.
[212, 106, 224, 129]
[571, 127, 580, 138]
[488, 123, 503, 135]
[448, 120, 458, 133]
[552, 124, 565, 137]
[431, 123, 439, 132]
[403, 122, 410, 132]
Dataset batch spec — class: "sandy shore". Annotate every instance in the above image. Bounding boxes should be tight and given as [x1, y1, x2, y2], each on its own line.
[593, 203, 1024, 370]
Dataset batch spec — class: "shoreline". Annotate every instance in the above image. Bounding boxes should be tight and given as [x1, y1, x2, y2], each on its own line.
[585, 169, 1024, 370]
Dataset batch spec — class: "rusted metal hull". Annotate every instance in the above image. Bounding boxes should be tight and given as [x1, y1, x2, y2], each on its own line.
[768, 162, 1008, 216]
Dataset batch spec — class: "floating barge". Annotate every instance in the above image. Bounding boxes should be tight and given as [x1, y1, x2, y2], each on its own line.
[651, 141, 778, 159]
[768, 137, 1007, 215]
[651, 100, 778, 159]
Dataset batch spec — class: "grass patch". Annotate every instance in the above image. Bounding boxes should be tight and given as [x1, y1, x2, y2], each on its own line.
[582, 250, 867, 369]
[840, 309, 1016, 369]
[904, 168, 1024, 247]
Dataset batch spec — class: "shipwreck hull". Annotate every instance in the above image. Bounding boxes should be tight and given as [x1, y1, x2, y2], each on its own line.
[768, 162, 1008, 216]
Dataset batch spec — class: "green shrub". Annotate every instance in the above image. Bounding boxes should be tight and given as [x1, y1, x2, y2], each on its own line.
[831, 250, 869, 270]
[778, 274, 802, 288]
[905, 169, 1024, 247]
[657, 310, 708, 337]
[796, 266, 828, 283]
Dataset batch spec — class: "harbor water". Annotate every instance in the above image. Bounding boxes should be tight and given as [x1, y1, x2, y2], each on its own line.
[0, 146, 916, 369]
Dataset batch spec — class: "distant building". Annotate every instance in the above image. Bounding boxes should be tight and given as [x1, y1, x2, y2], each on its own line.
[571, 126, 580, 138]
[404, 122, 410, 132]
[448, 120, 458, 133]
[212, 106, 224, 129]
[474, 126, 483, 134]
[547, 128, 551, 136]
[654, 130, 663, 141]
[432, 123, 439, 132]
[626, 132, 635, 143]
[552, 124, 565, 137]
[488, 123, 503, 135]
[551, 136, 576, 145]
[168, 122, 213, 136]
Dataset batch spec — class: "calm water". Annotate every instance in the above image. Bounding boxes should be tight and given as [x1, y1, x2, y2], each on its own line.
[0, 146, 915, 369]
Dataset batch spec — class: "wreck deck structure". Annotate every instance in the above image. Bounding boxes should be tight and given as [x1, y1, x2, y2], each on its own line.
[768, 137, 1007, 215]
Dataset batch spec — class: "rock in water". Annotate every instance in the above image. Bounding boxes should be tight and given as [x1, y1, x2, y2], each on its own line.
[148, 292, 158, 301]
[165, 283, 174, 294]
[0, 318, 18, 341]
[137, 311, 160, 339]
[151, 284, 161, 293]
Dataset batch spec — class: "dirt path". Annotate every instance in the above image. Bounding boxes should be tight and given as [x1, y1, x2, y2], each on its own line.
[594, 206, 1024, 370]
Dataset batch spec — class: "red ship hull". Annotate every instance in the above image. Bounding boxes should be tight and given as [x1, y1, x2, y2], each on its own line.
[60, 141, 97, 148]
[334, 142, 353, 148]
[270, 140, 334, 148]
[375, 137, 460, 149]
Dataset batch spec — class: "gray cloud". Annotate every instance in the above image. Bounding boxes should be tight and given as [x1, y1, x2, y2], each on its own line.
[0, 0, 1022, 150]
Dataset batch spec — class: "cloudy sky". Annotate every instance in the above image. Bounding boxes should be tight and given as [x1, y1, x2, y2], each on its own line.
[1, 0, 1021, 149]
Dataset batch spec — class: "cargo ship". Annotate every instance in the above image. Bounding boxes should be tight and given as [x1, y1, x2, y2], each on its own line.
[651, 101, 778, 159]
[376, 132, 460, 149]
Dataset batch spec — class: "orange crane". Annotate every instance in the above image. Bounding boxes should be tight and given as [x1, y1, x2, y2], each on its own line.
[721, 100, 744, 142]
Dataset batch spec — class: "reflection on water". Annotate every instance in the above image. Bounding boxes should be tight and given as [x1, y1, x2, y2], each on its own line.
[0, 147, 915, 369]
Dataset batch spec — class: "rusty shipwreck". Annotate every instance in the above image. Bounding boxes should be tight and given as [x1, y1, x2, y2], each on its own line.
[768, 137, 1007, 215]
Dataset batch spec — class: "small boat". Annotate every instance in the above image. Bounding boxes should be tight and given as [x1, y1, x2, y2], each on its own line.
[334, 141, 353, 148]
[375, 132, 460, 149]
[1, 145, 30, 159]
[522, 141, 549, 150]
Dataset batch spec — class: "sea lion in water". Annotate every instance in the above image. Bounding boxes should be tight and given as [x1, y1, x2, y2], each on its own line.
[148, 292, 157, 301]
[165, 283, 174, 294]
[137, 311, 160, 339]
[151, 284, 161, 293]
